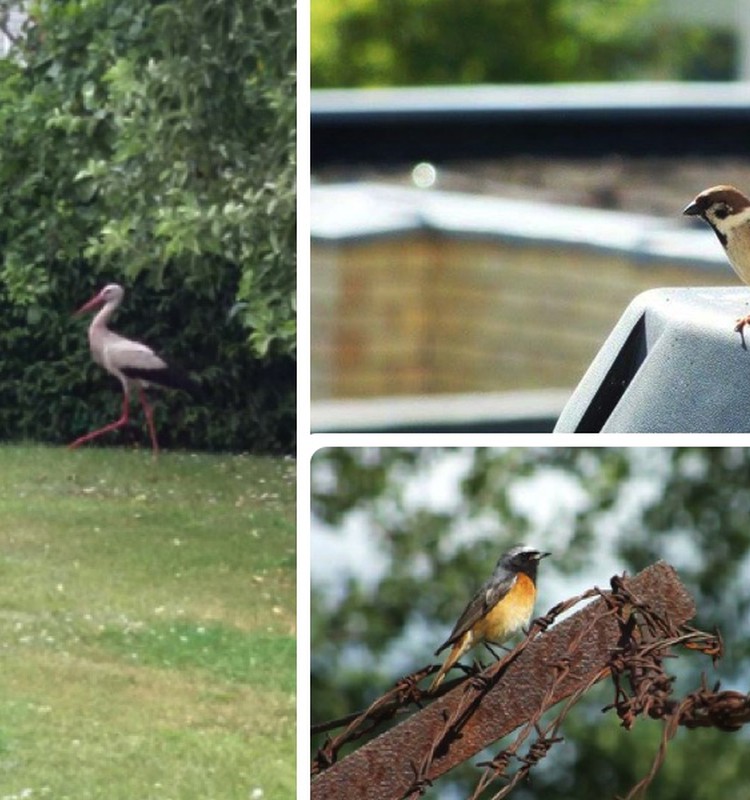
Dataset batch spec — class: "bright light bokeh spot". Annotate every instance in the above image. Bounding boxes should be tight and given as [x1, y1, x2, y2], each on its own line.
[411, 161, 437, 188]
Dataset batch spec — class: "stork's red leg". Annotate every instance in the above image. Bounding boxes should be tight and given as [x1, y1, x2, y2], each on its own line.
[68, 392, 130, 449]
[138, 386, 160, 457]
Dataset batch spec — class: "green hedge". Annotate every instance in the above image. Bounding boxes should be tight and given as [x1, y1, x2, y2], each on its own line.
[0, 274, 295, 452]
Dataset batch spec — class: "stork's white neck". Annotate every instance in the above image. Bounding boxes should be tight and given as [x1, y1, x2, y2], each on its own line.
[90, 298, 121, 331]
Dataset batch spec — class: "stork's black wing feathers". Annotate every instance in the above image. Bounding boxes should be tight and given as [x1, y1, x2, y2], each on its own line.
[122, 364, 200, 396]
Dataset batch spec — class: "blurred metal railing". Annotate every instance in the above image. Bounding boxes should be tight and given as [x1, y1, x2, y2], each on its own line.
[312, 82, 750, 166]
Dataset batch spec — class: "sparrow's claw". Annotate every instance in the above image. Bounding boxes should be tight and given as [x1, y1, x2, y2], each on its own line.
[735, 316, 750, 350]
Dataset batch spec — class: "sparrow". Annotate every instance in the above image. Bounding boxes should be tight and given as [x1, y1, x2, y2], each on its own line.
[683, 185, 750, 334]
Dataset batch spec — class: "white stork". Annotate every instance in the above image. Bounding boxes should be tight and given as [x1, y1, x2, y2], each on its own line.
[69, 283, 197, 455]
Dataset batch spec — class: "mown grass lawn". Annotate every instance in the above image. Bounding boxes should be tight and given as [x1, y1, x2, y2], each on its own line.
[0, 445, 295, 800]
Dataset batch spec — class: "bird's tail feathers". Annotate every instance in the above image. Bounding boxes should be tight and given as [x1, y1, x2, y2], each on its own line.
[428, 641, 465, 692]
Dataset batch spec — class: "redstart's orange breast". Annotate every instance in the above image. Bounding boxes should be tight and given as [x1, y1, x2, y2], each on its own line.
[429, 544, 550, 691]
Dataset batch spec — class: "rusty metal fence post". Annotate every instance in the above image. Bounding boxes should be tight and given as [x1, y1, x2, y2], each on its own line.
[312, 562, 696, 800]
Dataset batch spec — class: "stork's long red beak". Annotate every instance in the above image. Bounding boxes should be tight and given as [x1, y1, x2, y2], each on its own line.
[74, 291, 105, 316]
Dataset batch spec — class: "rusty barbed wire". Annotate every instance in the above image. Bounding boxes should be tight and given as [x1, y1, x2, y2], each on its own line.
[312, 585, 604, 778]
[467, 598, 615, 800]
[312, 568, 748, 800]
[615, 675, 750, 800]
[466, 574, 729, 800]
[408, 586, 611, 800]
[312, 664, 436, 775]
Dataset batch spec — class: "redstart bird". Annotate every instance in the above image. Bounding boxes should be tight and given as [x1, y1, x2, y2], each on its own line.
[683, 185, 750, 333]
[429, 544, 550, 692]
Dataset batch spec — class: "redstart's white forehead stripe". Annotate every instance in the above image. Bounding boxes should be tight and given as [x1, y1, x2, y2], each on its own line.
[506, 544, 540, 558]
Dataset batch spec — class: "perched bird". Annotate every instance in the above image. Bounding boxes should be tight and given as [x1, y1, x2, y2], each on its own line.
[69, 283, 198, 456]
[683, 185, 750, 333]
[429, 545, 549, 692]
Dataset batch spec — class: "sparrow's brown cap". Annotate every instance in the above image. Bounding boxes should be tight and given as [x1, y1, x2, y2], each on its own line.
[684, 185, 750, 217]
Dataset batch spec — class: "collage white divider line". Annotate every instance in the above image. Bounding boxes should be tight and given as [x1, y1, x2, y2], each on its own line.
[297, 0, 312, 795]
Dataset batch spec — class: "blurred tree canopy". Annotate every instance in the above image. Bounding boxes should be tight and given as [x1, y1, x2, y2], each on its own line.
[312, 447, 750, 798]
[0, 0, 295, 451]
[311, 0, 734, 87]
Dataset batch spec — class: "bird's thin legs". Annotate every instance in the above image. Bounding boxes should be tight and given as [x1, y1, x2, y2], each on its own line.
[138, 386, 160, 457]
[483, 642, 512, 660]
[68, 393, 130, 449]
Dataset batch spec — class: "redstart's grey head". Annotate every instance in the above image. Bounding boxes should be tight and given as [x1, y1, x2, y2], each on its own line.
[497, 545, 550, 581]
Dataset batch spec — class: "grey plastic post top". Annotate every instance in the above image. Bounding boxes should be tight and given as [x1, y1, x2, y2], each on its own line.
[554, 287, 750, 433]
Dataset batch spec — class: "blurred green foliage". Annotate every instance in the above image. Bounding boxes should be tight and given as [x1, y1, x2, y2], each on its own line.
[312, 0, 734, 87]
[312, 447, 750, 798]
[0, 0, 295, 451]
